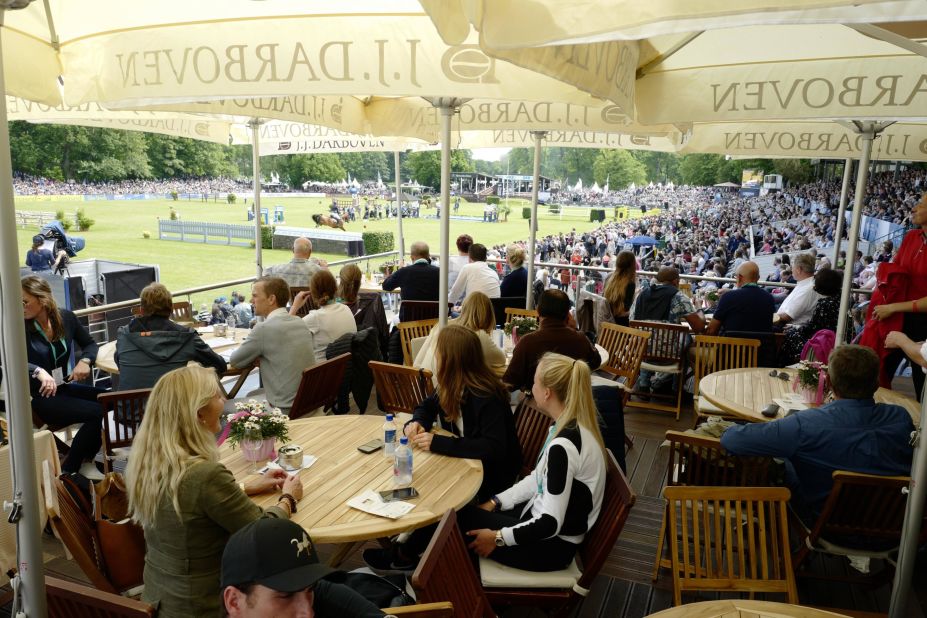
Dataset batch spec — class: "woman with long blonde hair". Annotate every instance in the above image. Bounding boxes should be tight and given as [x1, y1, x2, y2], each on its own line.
[364, 325, 521, 572]
[603, 250, 637, 326]
[20, 275, 106, 478]
[463, 353, 607, 572]
[126, 365, 302, 617]
[412, 291, 505, 376]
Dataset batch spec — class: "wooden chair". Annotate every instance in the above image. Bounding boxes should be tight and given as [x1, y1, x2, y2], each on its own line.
[480, 450, 636, 617]
[46, 576, 155, 617]
[596, 323, 651, 406]
[792, 470, 927, 582]
[170, 300, 196, 324]
[503, 306, 538, 326]
[490, 297, 528, 327]
[627, 320, 691, 420]
[410, 509, 497, 618]
[512, 396, 551, 478]
[384, 602, 454, 618]
[369, 361, 435, 415]
[400, 300, 451, 322]
[664, 486, 798, 606]
[691, 335, 760, 425]
[289, 286, 315, 317]
[46, 475, 117, 594]
[397, 318, 438, 366]
[289, 353, 350, 419]
[653, 431, 774, 580]
[97, 389, 151, 473]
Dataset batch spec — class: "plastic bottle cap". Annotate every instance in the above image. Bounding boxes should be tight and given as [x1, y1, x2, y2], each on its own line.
[386, 414, 393, 421]
[399, 437, 408, 445]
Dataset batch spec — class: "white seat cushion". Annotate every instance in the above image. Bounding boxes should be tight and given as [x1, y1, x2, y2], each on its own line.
[640, 361, 681, 374]
[695, 395, 724, 415]
[479, 556, 581, 588]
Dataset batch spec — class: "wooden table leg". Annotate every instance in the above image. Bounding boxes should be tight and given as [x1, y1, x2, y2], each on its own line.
[327, 541, 360, 568]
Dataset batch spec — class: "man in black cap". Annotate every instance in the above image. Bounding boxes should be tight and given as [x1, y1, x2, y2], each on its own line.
[221, 518, 384, 618]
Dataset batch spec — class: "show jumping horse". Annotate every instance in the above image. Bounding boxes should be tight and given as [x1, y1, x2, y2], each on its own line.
[312, 213, 346, 231]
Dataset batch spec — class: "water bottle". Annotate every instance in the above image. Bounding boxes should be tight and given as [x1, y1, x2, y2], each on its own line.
[493, 325, 504, 349]
[394, 437, 413, 487]
[383, 414, 397, 458]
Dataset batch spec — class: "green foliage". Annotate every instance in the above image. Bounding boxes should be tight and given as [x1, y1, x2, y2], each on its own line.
[227, 193, 237, 204]
[75, 208, 95, 231]
[486, 196, 500, 205]
[339, 152, 389, 182]
[631, 151, 681, 185]
[260, 225, 274, 250]
[773, 159, 814, 185]
[142, 231, 151, 239]
[522, 206, 532, 219]
[269, 153, 346, 187]
[590, 208, 605, 222]
[169, 208, 178, 221]
[593, 150, 647, 189]
[497, 203, 512, 221]
[678, 154, 727, 186]
[362, 231, 395, 255]
[406, 150, 473, 190]
[54, 209, 72, 231]
[503, 316, 538, 337]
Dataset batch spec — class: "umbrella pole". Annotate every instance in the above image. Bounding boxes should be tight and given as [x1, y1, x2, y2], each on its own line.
[250, 118, 263, 278]
[831, 157, 852, 268]
[437, 103, 455, 328]
[890, 395, 925, 618]
[0, 24, 48, 616]
[526, 131, 546, 309]
[395, 150, 404, 264]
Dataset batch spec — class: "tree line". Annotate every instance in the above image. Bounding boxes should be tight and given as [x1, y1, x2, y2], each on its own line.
[11, 121, 819, 189]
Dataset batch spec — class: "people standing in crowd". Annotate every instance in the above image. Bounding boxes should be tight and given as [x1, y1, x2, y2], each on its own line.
[17, 276, 105, 479]
[290, 270, 357, 364]
[706, 261, 774, 335]
[230, 277, 316, 415]
[776, 253, 820, 328]
[721, 346, 914, 524]
[602, 250, 637, 326]
[262, 237, 321, 288]
[116, 282, 226, 391]
[871, 192, 927, 400]
[448, 243, 501, 305]
[500, 244, 528, 297]
[461, 353, 607, 572]
[126, 366, 303, 618]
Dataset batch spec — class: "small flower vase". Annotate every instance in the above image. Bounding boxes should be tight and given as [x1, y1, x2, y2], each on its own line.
[801, 386, 819, 405]
[242, 438, 277, 462]
[511, 326, 520, 346]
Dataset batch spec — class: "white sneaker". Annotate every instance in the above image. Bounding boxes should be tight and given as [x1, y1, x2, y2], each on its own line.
[79, 462, 104, 481]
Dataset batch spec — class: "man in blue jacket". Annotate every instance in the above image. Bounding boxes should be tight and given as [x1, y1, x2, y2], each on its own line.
[721, 345, 914, 524]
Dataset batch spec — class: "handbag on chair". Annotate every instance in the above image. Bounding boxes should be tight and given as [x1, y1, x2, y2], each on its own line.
[92, 472, 146, 592]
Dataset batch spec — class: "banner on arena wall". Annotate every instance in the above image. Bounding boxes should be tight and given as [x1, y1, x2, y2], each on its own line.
[14, 195, 84, 202]
[681, 122, 927, 162]
[844, 211, 907, 248]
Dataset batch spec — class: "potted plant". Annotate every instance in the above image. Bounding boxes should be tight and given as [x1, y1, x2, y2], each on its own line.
[217, 400, 290, 462]
[503, 316, 538, 345]
[794, 360, 829, 405]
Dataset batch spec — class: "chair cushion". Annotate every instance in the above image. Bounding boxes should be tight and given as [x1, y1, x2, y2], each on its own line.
[640, 361, 681, 374]
[695, 395, 724, 414]
[479, 556, 581, 588]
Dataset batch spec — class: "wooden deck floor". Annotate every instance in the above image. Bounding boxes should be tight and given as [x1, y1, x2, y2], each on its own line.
[18, 378, 926, 618]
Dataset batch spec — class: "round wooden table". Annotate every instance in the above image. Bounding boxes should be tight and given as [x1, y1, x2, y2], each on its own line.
[220, 415, 483, 562]
[699, 367, 921, 425]
[646, 599, 851, 617]
[95, 326, 250, 374]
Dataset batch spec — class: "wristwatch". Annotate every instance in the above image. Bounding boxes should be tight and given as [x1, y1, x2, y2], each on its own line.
[494, 530, 506, 547]
[490, 495, 501, 512]
[78, 357, 91, 366]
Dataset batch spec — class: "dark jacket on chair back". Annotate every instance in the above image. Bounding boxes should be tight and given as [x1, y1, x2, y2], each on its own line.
[632, 284, 677, 322]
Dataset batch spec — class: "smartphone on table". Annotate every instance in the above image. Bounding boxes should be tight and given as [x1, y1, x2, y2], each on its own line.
[357, 439, 384, 454]
[379, 487, 419, 502]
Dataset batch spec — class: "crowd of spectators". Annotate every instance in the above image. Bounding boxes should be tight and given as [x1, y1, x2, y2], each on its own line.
[13, 173, 250, 196]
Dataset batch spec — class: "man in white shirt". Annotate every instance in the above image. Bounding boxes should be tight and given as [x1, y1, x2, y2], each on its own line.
[448, 242, 501, 304]
[447, 234, 473, 297]
[776, 252, 820, 328]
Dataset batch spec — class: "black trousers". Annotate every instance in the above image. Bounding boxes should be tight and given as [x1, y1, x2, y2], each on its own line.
[32, 382, 106, 472]
[592, 385, 627, 473]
